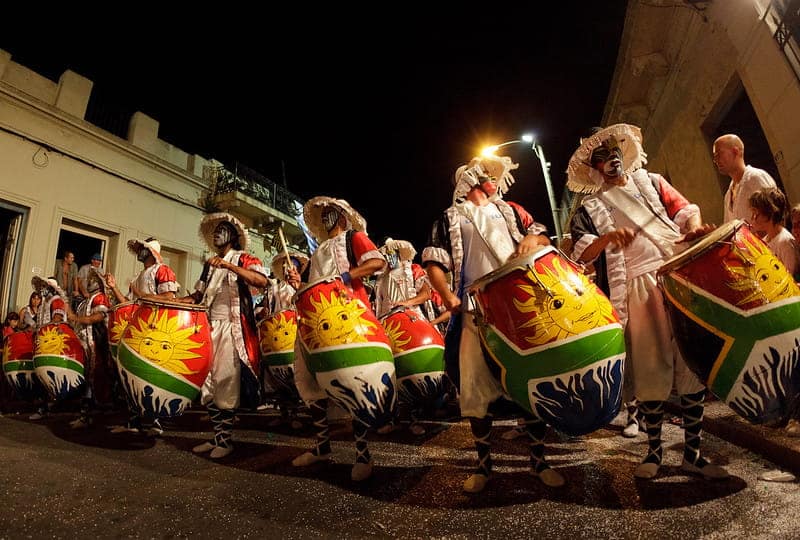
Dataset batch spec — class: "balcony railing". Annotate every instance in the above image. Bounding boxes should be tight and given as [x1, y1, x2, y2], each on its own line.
[212, 162, 304, 217]
[766, 0, 800, 83]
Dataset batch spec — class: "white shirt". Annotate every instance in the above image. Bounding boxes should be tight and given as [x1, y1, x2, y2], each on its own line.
[723, 165, 777, 223]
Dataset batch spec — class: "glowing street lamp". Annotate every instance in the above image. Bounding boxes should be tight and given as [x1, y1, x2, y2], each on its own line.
[480, 134, 563, 242]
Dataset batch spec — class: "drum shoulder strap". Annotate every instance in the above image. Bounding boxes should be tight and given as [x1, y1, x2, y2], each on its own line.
[346, 229, 358, 268]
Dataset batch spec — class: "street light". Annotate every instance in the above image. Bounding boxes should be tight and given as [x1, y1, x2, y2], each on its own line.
[480, 134, 563, 243]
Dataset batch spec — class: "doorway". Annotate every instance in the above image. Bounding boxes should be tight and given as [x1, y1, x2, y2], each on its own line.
[0, 202, 27, 319]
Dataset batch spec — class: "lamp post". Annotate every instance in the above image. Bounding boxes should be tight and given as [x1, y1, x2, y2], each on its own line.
[481, 134, 563, 244]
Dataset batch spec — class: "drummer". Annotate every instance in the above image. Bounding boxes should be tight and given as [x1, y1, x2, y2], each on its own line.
[285, 196, 386, 482]
[106, 237, 180, 436]
[260, 250, 309, 430]
[28, 276, 68, 420]
[422, 154, 554, 493]
[374, 238, 433, 436]
[181, 213, 267, 459]
[568, 123, 727, 480]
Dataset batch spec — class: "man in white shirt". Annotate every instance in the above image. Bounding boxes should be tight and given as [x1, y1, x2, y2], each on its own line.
[713, 134, 777, 222]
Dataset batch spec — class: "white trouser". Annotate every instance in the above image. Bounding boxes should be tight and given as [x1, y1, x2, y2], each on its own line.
[458, 313, 505, 418]
[201, 320, 241, 410]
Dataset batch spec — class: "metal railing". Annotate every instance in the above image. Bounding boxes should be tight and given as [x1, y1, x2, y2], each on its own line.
[214, 162, 304, 216]
[766, 0, 800, 83]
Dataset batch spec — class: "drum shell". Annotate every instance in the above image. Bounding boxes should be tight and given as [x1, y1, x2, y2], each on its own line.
[118, 300, 212, 418]
[33, 323, 85, 400]
[108, 301, 138, 361]
[658, 220, 800, 424]
[258, 309, 298, 397]
[470, 247, 625, 436]
[295, 277, 396, 428]
[381, 308, 446, 404]
[3, 330, 41, 400]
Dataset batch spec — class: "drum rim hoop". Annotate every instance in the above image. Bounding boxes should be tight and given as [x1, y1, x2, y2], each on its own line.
[467, 245, 555, 292]
[658, 219, 744, 274]
[293, 275, 344, 301]
[137, 298, 207, 311]
[110, 300, 137, 310]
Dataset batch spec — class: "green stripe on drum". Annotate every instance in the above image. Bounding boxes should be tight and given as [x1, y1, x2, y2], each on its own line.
[483, 326, 625, 400]
[3, 360, 35, 372]
[33, 355, 84, 374]
[307, 344, 394, 373]
[118, 342, 199, 400]
[394, 346, 445, 379]
[263, 351, 294, 367]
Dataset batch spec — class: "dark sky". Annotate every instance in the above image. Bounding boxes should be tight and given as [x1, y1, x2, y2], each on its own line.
[2, 4, 628, 253]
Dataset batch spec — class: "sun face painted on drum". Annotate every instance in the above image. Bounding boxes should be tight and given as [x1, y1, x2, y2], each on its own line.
[726, 234, 800, 304]
[513, 258, 616, 344]
[302, 293, 378, 347]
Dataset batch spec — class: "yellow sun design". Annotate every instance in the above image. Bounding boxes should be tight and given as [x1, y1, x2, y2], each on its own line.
[37, 327, 70, 356]
[725, 233, 800, 305]
[2, 341, 10, 364]
[260, 313, 297, 353]
[124, 310, 201, 374]
[110, 319, 129, 344]
[300, 292, 377, 348]
[383, 318, 412, 353]
[513, 258, 615, 345]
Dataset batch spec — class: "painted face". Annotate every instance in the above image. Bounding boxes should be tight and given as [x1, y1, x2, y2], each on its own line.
[213, 222, 237, 247]
[137, 247, 151, 262]
[385, 251, 399, 269]
[479, 176, 499, 197]
[322, 207, 341, 232]
[591, 136, 624, 179]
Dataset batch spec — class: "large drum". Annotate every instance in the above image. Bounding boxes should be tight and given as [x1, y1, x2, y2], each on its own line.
[33, 323, 86, 400]
[108, 301, 138, 361]
[469, 246, 625, 436]
[258, 309, 300, 398]
[2, 331, 40, 400]
[658, 219, 800, 424]
[294, 276, 396, 428]
[118, 299, 212, 418]
[380, 307, 446, 405]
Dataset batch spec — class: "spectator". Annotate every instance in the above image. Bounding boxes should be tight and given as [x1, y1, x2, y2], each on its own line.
[790, 204, 800, 244]
[2, 312, 19, 338]
[78, 253, 105, 300]
[712, 134, 777, 223]
[18, 291, 41, 331]
[748, 188, 798, 277]
[53, 250, 80, 308]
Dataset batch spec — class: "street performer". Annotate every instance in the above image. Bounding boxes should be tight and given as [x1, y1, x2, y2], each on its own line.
[568, 123, 728, 480]
[422, 154, 555, 493]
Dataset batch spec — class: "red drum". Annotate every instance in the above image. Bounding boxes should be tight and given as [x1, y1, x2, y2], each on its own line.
[380, 307, 446, 405]
[118, 299, 212, 418]
[469, 246, 625, 436]
[33, 323, 86, 400]
[3, 330, 40, 400]
[108, 301, 138, 361]
[258, 309, 299, 398]
[294, 276, 396, 428]
[658, 220, 800, 424]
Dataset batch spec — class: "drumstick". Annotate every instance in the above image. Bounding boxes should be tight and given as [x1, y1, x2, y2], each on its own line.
[277, 224, 293, 270]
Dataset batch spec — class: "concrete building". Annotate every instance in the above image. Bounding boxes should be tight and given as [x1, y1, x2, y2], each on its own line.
[0, 49, 306, 317]
[602, 0, 800, 223]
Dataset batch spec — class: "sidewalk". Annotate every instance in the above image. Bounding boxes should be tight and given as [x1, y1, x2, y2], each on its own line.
[667, 398, 800, 477]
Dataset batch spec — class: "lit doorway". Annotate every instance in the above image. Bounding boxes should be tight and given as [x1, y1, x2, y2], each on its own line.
[0, 202, 28, 319]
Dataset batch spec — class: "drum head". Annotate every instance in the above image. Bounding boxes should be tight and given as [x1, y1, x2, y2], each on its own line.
[468, 246, 553, 292]
[659, 219, 743, 274]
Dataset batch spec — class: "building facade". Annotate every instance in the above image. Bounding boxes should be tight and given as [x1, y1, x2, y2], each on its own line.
[0, 49, 305, 317]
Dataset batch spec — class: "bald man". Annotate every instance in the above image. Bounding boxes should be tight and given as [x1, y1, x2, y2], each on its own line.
[712, 134, 777, 223]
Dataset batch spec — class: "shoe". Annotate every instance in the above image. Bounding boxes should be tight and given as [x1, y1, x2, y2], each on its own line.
[209, 445, 234, 459]
[69, 417, 90, 429]
[462, 473, 489, 493]
[290, 419, 304, 430]
[681, 460, 729, 480]
[786, 419, 800, 437]
[532, 467, 565, 487]
[622, 421, 640, 438]
[109, 425, 140, 434]
[409, 423, 426, 436]
[634, 462, 660, 479]
[501, 427, 525, 440]
[292, 451, 332, 467]
[759, 469, 796, 482]
[146, 425, 164, 437]
[28, 412, 45, 420]
[377, 423, 398, 435]
[192, 441, 217, 454]
[351, 461, 373, 481]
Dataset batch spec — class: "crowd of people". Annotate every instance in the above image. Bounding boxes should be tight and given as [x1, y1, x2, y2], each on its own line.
[2, 125, 799, 493]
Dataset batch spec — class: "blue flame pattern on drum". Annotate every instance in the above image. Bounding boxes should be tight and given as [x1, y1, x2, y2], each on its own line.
[5, 372, 39, 401]
[269, 365, 299, 398]
[398, 373, 446, 405]
[728, 339, 800, 424]
[119, 370, 184, 418]
[328, 372, 396, 428]
[41, 369, 84, 400]
[529, 358, 623, 436]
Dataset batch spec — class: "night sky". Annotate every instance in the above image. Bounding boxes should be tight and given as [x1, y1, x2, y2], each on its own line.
[2, 4, 629, 254]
